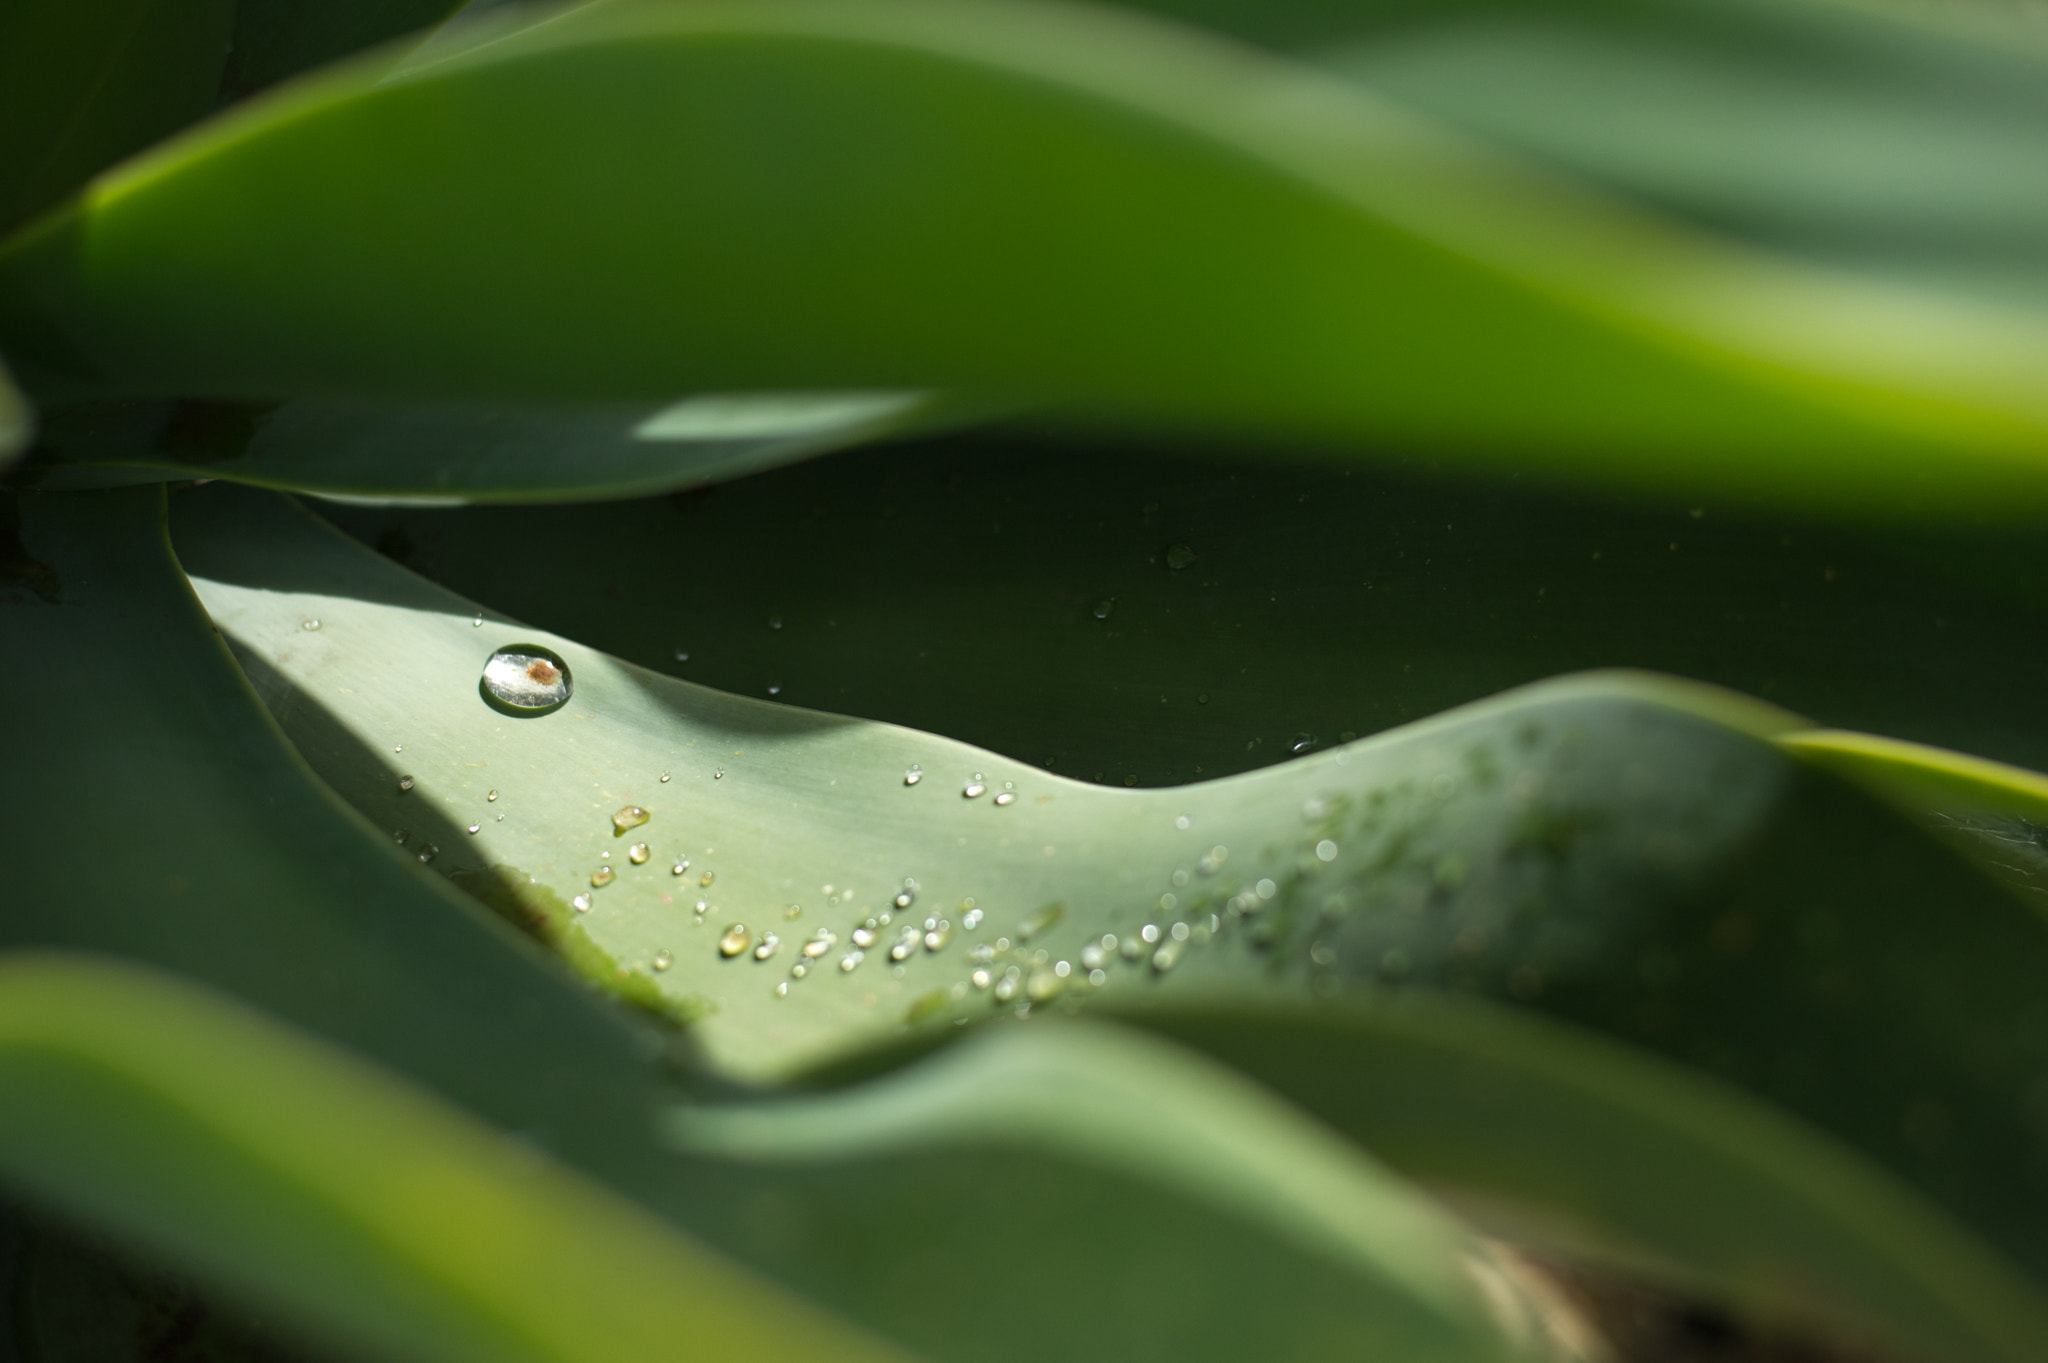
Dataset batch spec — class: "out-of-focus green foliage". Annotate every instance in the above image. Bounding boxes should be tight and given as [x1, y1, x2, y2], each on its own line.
[8, 0, 2048, 1360]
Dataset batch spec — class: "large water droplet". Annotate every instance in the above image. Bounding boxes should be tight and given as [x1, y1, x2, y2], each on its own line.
[590, 866, 615, 888]
[718, 924, 751, 957]
[481, 643, 573, 714]
[971, 967, 994, 990]
[612, 806, 650, 834]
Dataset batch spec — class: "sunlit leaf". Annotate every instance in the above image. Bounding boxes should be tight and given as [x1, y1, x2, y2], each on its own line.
[6, 0, 2048, 508]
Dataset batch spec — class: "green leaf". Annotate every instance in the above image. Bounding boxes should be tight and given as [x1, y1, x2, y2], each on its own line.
[8, 0, 2048, 510]
[173, 480, 2048, 1361]
[0, 482, 1574, 1363]
[14, 390, 960, 501]
[0, 952, 910, 1363]
[0, 356, 30, 462]
[0, 0, 235, 236]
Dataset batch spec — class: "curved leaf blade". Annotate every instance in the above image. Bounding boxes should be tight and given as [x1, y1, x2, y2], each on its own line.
[7, 0, 2048, 508]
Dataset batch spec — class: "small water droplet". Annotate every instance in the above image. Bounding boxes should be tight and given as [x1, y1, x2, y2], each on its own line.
[590, 866, 615, 888]
[700, 871, 715, 887]
[718, 924, 751, 957]
[924, 919, 952, 951]
[394, 745, 403, 753]
[1310, 941, 1337, 967]
[391, 828, 409, 844]
[997, 789, 1023, 808]
[962, 907, 983, 929]
[1158, 892, 1178, 913]
[1197, 693, 1209, 704]
[481, 643, 573, 714]
[802, 930, 837, 959]
[784, 903, 803, 920]
[1140, 924, 1161, 944]
[840, 950, 865, 972]
[1053, 959, 1071, 978]
[1170, 922, 1190, 942]
[1165, 543, 1197, 570]
[1089, 967, 1107, 987]
[1257, 878, 1278, 900]
[611, 806, 650, 834]
[713, 768, 724, 779]
[398, 775, 415, 792]
[1026, 968, 1063, 1002]
[994, 966, 1023, 1001]
[852, 921, 879, 949]
[1291, 733, 1318, 755]
[652, 950, 672, 972]
[963, 778, 986, 799]
[1120, 935, 1147, 962]
[301, 618, 321, 631]
[467, 823, 481, 835]
[904, 765, 923, 786]
[671, 859, 690, 875]
[1152, 939, 1186, 973]
[768, 615, 783, 630]
[1198, 845, 1228, 875]
[1316, 839, 1339, 862]
[628, 842, 650, 864]
[889, 927, 921, 961]
[1171, 868, 1190, 887]
[674, 648, 691, 663]
[768, 682, 782, 696]
[754, 932, 781, 961]
[572, 893, 592, 912]
[790, 961, 809, 979]
[774, 981, 789, 997]
[968, 943, 997, 965]
[971, 967, 993, 990]
[694, 900, 708, 913]
[1124, 775, 1137, 786]
[495, 813, 504, 822]
[660, 771, 671, 783]
[416, 844, 438, 863]
[1092, 599, 1115, 620]
[1175, 815, 1191, 831]
[894, 888, 916, 909]
[485, 790, 499, 803]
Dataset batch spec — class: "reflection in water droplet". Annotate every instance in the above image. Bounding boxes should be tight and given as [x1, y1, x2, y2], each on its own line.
[1053, 959, 1071, 978]
[590, 866, 615, 887]
[471, 614, 484, 628]
[1316, 839, 1339, 862]
[754, 933, 780, 961]
[416, 844, 438, 863]
[840, 950, 865, 972]
[674, 648, 690, 663]
[398, 775, 415, 792]
[301, 619, 321, 631]
[904, 765, 922, 786]
[1153, 939, 1186, 972]
[467, 823, 481, 835]
[481, 644, 573, 713]
[572, 893, 592, 912]
[612, 806, 650, 834]
[968, 944, 996, 965]
[924, 920, 952, 951]
[718, 924, 751, 957]
[627, 843, 650, 864]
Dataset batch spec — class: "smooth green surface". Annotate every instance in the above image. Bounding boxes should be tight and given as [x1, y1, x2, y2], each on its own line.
[7, 0, 2048, 509]
[177, 480, 2048, 1363]
[0, 953, 909, 1363]
[316, 430, 2048, 786]
[0, 0, 234, 236]
[14, 390, 954, 501]
[0, 481, 1569, 1363]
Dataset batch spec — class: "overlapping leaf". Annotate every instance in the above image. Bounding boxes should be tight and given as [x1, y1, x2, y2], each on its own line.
[6, 0, 2048, 509]
[174, 480, 2048, 1363]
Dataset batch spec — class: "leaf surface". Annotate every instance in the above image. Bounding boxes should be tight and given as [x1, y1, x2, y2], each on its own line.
[6, 0, 2048, 509]
[175, 480, 2048, 1363]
